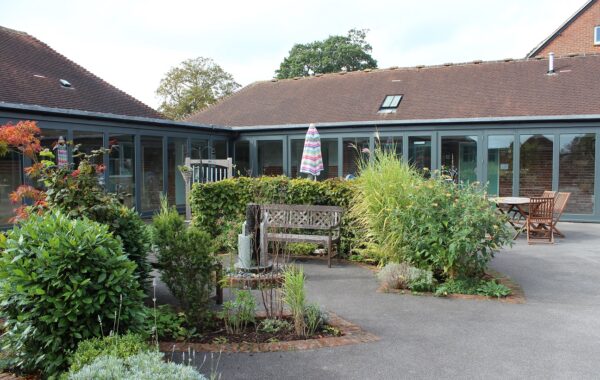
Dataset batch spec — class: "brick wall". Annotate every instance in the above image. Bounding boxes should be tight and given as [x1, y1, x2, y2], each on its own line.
[535, 1, 600, 57]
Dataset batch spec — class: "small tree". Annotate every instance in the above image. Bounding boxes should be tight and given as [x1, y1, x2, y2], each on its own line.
[152, 198, 218, 325]
[276, 29, 378, 79]
[156, 57, 240, 120]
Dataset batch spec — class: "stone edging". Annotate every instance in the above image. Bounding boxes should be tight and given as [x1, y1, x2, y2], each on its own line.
[159, 312, 379, 353]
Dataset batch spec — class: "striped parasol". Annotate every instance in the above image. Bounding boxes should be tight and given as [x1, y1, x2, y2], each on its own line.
[299, 123, 324, 178]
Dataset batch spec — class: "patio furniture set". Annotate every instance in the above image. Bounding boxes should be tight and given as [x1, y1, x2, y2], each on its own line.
[492, 191, 571, 244]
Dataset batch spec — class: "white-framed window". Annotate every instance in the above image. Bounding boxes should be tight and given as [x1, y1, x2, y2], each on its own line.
[595, 26, 600, 45]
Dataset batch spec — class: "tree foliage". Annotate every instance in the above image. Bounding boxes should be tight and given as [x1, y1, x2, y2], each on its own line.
[276, 29, 378, 79]
[156, 57, 240, 120]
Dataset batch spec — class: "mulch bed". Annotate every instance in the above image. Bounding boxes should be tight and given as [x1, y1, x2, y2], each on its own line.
[184, 315, 338, 344]
[159, 312, 379, 353]
[378, 269, 526, 304]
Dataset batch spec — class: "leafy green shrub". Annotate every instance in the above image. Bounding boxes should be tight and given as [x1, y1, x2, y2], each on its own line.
[352, 148, 512, 278]
[407, 267, 436, 292]
[220, 290, 256, 334]
[68, 333, 150, 374]
[41, 153, 151, 285]
[68, 351, 207, 380]
[258, 318, 291, 334]
[435, 278, 511, 297]
[287, 242, 318, 256]
[304, 304, 327, 336]
[282, 266, 306, 336]
[476, 280, 511, 298]
[190, 176, 358, 255]
[141, 305, 195, 341]
[153, 200, 217, 325]
[0, 212, 145, 376]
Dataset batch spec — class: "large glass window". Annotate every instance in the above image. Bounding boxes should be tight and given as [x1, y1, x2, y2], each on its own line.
[519, 134, 554, 197]
[108, 135, 135, 207]
[343, 137, 369, 177]
[73, 131, 103, 165]
[141, 136, 164, 211]
[408, 136, 431, 172]
[0, 151, 21, 225]
[441, 136, 478, 184]
[377, 136, 402, 157]
[487, 135, 514, 197]
[257, 140, 283, 176]
[191, 139, 209, 160]
[291, 138, 338, 179]
[213, 140, 227, 159]
[234, 141, 251, 176]
[167, 138, 188, 207]
[559, 133, 596, 214]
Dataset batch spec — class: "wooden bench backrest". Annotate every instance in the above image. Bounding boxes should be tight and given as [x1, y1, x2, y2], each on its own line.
[261, 204, 344, 230]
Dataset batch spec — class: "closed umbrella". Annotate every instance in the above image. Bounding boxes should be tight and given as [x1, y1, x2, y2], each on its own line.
[299, 123, 324, 179]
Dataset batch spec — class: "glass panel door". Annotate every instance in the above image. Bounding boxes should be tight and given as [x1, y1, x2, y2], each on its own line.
[408, 136, 432, 173]
[167, 137, 188, 206]
[377, 136, 402, 157]
[108, 135, 135, 207]
[343, 137, 369, 177]
[441, 135, 478, 184]
[519, 134, 554, 197]
[257, 140, 283, 176]
[487, 135, 514, 197]
[559, 133, 595, 214]
[140, 136, 164, 211]
[291, 138, 338, 179]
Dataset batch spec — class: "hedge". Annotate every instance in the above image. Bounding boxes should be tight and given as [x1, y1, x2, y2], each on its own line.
[190, 176, 358, 254]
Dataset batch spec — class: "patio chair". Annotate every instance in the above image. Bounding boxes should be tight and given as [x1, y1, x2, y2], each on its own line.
[541, 190, 556, 198]
[549, 192, 571, 238]
[526, 197, 555, 244]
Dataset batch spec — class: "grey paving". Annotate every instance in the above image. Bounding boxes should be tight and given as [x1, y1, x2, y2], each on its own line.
[193, 223, 600, 380]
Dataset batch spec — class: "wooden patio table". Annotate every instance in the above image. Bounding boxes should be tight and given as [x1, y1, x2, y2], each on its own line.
[490, 196, 531, 239]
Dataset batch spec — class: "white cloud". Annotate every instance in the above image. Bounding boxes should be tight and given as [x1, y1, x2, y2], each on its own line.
[0, 0, 583, 108]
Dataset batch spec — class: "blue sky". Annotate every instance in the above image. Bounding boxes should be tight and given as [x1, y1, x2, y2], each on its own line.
[0, 0, 583, 108]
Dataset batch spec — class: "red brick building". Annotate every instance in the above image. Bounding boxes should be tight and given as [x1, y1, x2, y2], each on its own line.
[528, 0, 600, 58]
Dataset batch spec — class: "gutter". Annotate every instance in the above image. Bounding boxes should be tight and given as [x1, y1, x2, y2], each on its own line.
[0, 102, 234, 132]
[228, 114, 600, 132]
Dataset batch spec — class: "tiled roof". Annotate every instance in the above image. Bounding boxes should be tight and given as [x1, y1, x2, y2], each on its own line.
[187, 54, 600, 127]
[0, 26, 163, 119]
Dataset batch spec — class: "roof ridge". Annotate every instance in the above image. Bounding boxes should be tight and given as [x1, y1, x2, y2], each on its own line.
[186, 80, 262, 121]
[7, 27, 163, 118]
[258, 53, 600, 84]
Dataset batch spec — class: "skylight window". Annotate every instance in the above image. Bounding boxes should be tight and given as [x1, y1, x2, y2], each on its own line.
[595, 26, 600, 45]
[379, 95, 402, 113]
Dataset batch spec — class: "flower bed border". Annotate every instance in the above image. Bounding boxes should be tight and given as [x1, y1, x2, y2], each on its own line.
[159, 312, 379, 353]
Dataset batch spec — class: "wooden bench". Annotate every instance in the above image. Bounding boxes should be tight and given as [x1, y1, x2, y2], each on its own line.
[260, 204, 344, 268]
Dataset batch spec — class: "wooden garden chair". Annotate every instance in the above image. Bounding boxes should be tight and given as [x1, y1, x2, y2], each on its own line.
[549, 192, 571, 238]
[526, 197, 555, 244]
[541, 190, 556, 198]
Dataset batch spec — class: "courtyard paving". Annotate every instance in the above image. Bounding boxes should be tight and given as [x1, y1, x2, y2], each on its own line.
[204, 222, 600, 379]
